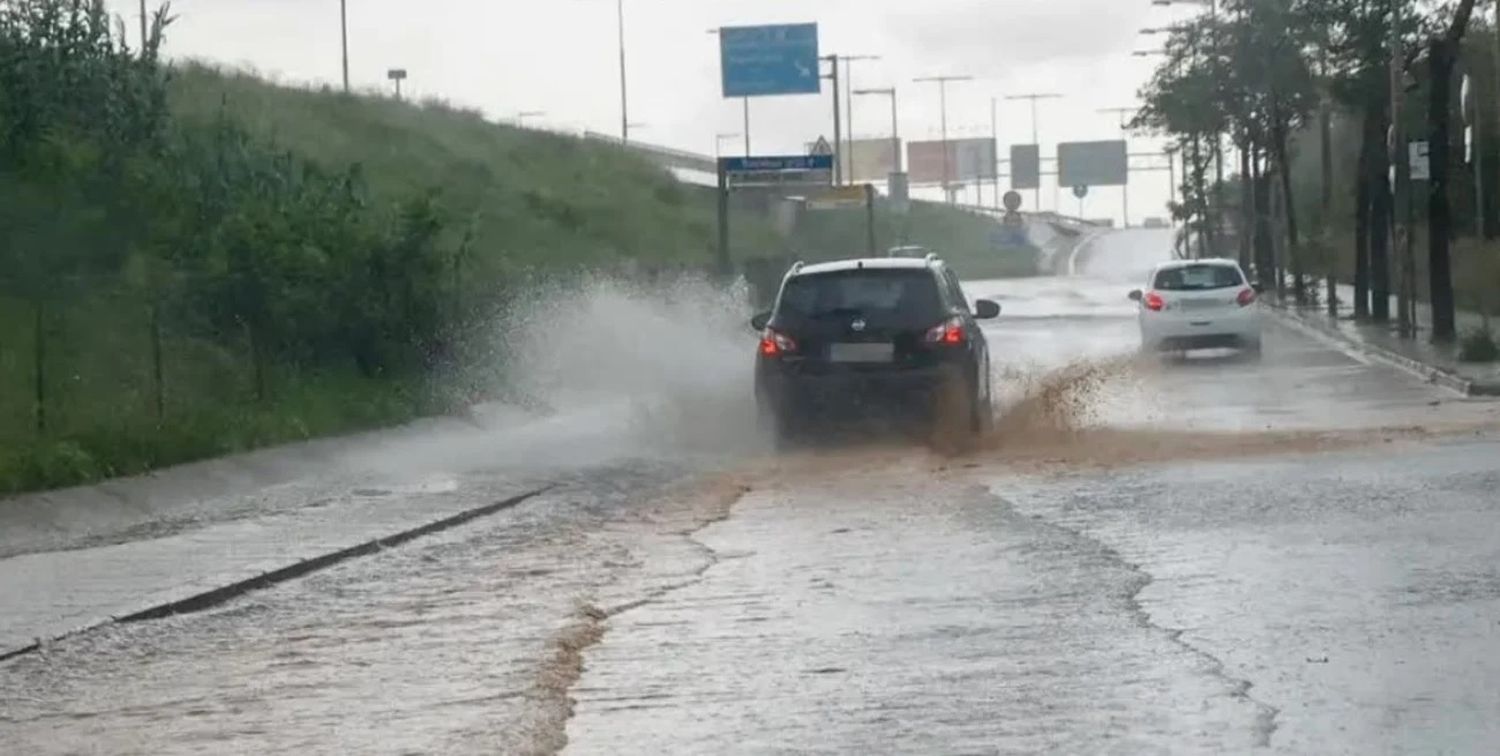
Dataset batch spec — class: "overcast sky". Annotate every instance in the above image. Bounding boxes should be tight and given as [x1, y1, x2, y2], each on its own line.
[110, 0, 1211, 221]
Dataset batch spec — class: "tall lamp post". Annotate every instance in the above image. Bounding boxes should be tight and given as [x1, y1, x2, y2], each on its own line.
[387, 68, 407, 100]
[1006, 93, 1062, 210]
[915, 75, 973, 202]
[1099, 106, 1137, 227]
[837, 55, 882, 183]
[707, 28, 753, 157]
[854, 87, 901, 175]
[618, 0, 629, 142]
[339, 0, 349, 92]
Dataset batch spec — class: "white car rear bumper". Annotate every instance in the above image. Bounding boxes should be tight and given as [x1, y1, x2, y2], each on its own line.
[1140, 306, 1261, 351]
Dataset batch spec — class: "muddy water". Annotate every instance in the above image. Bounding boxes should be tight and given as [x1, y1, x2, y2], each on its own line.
[5, 231, 1497, 753]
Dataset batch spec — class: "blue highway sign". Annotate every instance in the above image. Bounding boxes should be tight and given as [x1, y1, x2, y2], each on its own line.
[721, 155, 833, 173]
[719, 23, 821, 98]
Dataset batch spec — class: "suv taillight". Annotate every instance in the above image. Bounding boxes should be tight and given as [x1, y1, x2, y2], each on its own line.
[759, 328, 797, 357]
[924, 316, 966, 346]
[1237, 287, 1257, 307]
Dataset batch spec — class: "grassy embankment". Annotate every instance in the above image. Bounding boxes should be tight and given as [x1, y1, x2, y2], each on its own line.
[1, 64, 1031, 494]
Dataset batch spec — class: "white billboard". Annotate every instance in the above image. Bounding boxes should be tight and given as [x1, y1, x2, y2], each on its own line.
[907, 138, 996, 184]
[1058, 140, 1129, 188]
[804, 138, 901, 183]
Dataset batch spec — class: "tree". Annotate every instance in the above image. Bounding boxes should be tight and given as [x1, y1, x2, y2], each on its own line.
[1425, 0, 1481, 343]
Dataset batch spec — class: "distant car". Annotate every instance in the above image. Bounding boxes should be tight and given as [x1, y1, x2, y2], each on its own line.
[752, 255, 1001, 443]
[1131, 259, 1262, 357]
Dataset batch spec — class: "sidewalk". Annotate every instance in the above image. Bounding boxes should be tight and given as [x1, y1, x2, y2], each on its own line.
[0, 475, 547, 662]
[1274, 284, 1500, 396]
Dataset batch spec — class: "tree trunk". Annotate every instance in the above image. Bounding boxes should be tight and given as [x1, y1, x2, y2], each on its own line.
[1321, 93, 1336, 315]
[1271, 107, 1304, 304]
[1253, 150, 1276, 292]
[1428, 37, 1460, 342]
[151, 299, 164, 421]
[33, 295, 46, 434]
[1240, 137, 1255, 272]
[1354, 126, 1372, 320]
[1370, 106, 1393, 322]
[1192, 132, 1211, 258]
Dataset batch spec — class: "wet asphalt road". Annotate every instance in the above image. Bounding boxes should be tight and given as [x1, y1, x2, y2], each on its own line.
[4, 229, 1499, 754]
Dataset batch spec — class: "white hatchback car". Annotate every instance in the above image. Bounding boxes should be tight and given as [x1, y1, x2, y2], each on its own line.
[1130, 259, 1262, 357]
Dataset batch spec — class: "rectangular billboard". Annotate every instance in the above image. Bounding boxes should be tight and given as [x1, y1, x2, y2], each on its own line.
[1058, 140, 1129, 188]
[719, 24, 821, 98]
[907, 138, 996, 184]
[1010, 144, 1040, 190]
[806, 138, 900, 183]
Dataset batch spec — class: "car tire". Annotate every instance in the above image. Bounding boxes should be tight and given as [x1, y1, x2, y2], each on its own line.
[757, 397, 795, 450]
[933, 372, 980, 451]
[1243, 338, 1264, 362]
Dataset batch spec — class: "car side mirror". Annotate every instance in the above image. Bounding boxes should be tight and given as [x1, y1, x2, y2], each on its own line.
[750, 312, 771, 331]
[974, 299, 1001, 319]
[1128, 289, 1143, 302]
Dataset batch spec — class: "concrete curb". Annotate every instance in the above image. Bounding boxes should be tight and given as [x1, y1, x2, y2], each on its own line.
[1269, 305, 1487, 397]
[0, 486, 551, 664]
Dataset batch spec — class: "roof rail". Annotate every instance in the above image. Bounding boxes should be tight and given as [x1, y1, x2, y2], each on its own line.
[790, 261, 806, 273]
[924, 252, 941, 264]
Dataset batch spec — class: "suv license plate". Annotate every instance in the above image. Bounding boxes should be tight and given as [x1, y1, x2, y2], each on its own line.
[830, 342, 894, 363]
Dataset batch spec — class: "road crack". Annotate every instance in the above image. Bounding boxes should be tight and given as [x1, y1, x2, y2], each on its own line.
[998, 492, 1282, 748]
[528, 477, 751, 755]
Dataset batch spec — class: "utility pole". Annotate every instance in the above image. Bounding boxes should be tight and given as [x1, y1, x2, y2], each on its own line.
[1007, 93, 1062, 210]
[1320, 56, 1337, 315]
[340, 0, 349, 93]
[854, 87, 901, 176]
[824, 57, 844, 184]
[618, 0, 629, 142]
[742, 98, 751, 156]
[1392, 0, 1415, 337]
[1100, 106, 1136, 227]
[991, 97, 1001, 209]
[917, 75, 973, 202]
[838, 55, 881, 184]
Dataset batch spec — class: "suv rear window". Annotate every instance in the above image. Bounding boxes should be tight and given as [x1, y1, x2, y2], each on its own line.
[1153, 264, 1243, 291]
[777, 270, 944, 325]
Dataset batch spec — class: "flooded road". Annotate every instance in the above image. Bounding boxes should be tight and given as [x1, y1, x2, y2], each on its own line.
[4, 229, 1499, 753]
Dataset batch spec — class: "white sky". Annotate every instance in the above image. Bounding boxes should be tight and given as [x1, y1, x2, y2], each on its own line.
[112, 0, 1212, 222]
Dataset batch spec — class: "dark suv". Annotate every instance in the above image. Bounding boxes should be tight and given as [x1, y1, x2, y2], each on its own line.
[751, 255, 1001, 441]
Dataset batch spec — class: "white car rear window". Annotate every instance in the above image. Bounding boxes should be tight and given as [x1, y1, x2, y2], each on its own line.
[1154, 265, 1243, 291]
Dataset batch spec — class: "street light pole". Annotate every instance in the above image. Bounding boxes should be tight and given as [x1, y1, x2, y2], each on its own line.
[824, 56, 844, 184]
[1099, 106, 1136, 227]
[1006, 93, 1062, 210]
[916, 75, 972, 202]
[855, 87, 901, 176]
[742, 98, 751, 156]
[618, 0, 629, 142]
[339, 0, 349, 93]
[837, 55, 881, 183]
[991, 97, 1001, 209]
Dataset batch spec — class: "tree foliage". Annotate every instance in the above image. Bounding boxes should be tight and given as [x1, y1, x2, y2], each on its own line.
[0, 0, 453, 383]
